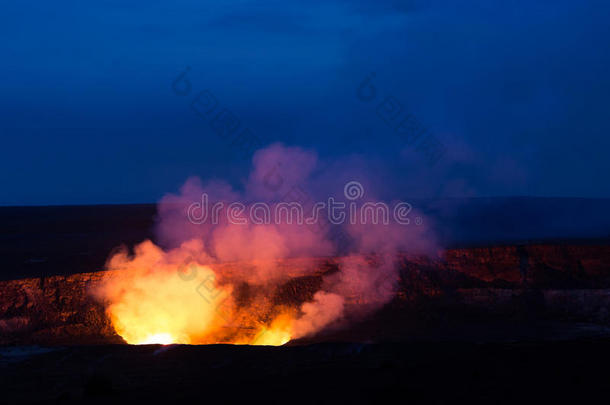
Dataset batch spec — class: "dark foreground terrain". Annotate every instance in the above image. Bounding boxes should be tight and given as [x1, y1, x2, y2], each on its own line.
[2, 339, 610, 404]
[2, 201, 610, 403]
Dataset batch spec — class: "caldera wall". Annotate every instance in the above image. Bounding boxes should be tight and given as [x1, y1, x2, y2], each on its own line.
[1, 243, 610, 345]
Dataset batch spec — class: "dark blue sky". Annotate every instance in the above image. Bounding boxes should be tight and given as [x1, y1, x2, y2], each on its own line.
[1, 0, 609, 205]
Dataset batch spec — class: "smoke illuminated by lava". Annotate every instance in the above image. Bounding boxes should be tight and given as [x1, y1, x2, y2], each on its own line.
[94, 144, 436, 345]
[97, 240, 301, 345]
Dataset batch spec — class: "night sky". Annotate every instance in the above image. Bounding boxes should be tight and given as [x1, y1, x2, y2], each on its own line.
[1, 0, 609, 205]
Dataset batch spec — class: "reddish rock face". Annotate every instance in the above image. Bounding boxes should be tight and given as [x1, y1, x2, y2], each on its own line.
[444, 244, 610, 286]
[0, 272, 119, 345]
[1, 243, 610, 345]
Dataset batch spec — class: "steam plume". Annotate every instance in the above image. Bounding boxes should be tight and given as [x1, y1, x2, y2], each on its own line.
[94, 143, 437, 345]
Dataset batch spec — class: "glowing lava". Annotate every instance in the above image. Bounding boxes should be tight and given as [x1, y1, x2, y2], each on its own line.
[96, 240, 295, 346]
[137, 333, 177, 345]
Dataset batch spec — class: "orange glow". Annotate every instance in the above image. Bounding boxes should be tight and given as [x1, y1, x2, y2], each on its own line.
[96, 240, 298, 346]
[137, 333, 177, 345]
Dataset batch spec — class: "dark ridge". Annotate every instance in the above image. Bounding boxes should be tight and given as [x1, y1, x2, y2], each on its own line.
[2, 197, 610, 280]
